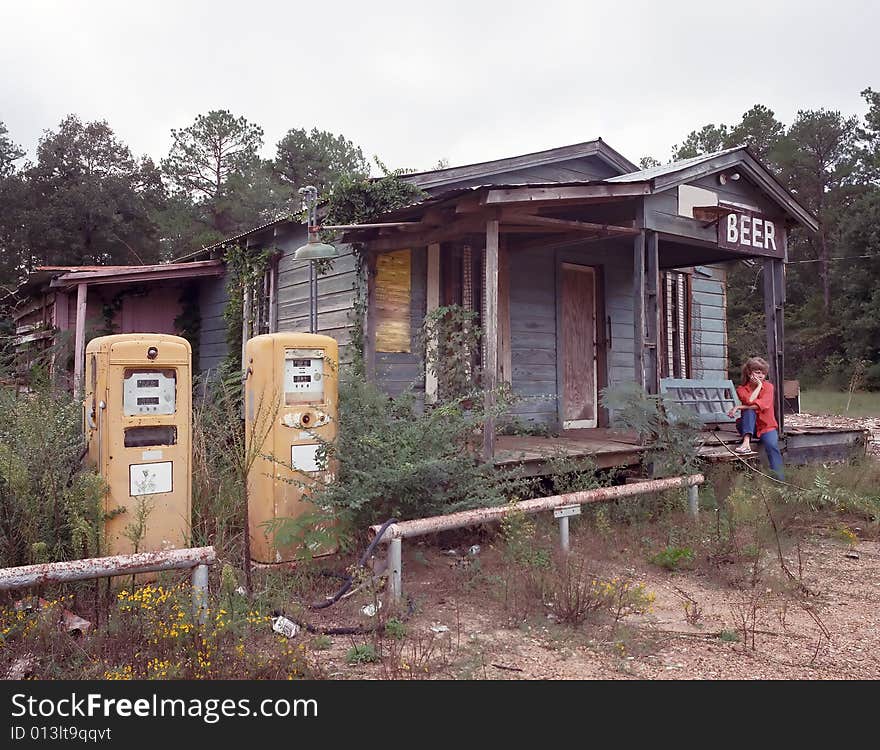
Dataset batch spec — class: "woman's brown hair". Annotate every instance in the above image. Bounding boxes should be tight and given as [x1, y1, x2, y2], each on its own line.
[741, 356, 770, 385]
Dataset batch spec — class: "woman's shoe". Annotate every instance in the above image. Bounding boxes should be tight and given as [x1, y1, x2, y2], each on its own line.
[734, 445, 753, 454]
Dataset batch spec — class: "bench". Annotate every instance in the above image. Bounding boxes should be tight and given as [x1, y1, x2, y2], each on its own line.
[659, 377, 740, 425]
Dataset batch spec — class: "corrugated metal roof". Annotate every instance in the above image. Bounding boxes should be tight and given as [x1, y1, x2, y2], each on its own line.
[173, 216, 298, 262]
[606, 147, 745, 183]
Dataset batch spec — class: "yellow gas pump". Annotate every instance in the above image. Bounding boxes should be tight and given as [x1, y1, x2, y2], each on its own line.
[84, 334, 192, 556]
[244, 333, 338, 563]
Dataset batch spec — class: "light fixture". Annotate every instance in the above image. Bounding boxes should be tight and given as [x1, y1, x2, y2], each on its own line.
[293, 186, 338, 261]
[718, 171, 742, 185]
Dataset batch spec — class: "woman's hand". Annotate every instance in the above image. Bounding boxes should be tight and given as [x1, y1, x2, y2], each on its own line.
[727, 405, 739, 418]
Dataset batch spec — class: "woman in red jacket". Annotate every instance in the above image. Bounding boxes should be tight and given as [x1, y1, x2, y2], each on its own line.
[726, 356, 784, 479]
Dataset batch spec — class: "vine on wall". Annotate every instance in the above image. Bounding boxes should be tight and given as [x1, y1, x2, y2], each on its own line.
[174, 281, 202, 374]
[323, 166, 425, 370]
[221, 243, 272, 373]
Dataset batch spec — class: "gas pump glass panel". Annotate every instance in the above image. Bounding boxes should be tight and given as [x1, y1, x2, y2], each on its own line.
[123, 369, 177, 415]
[284, 348, 325, 405]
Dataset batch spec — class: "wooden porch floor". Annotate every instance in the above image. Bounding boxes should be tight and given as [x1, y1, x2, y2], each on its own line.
[494, 428, 644, 475]
[492, 425, 852, 475]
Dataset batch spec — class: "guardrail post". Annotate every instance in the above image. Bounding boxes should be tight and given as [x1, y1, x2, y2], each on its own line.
[559, 515, 570, 553]
[191, 564, 209, 625]
[388, 538, 402, 604]
[687, 484, 699, 518]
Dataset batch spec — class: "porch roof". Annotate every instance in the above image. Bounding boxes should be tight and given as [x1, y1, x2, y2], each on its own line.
[607, 146, 819, 232]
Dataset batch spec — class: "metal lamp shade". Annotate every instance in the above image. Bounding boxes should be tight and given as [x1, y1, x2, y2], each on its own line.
[294, 233, 338, 260]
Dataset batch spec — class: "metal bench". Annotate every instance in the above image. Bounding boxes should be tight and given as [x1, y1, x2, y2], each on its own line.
[659, 377, 740, 425]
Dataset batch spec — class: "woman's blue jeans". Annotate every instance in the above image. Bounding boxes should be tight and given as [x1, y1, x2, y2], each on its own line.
[738, 409, 784, 479]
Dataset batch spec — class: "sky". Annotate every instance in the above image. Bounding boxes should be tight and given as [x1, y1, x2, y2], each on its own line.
[1, 0, 878, 174]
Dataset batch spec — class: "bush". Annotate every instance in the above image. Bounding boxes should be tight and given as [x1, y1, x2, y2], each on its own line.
[304, 375, 522, 531]
[600, 382, 701, 478]
[0, 384, 105, 567]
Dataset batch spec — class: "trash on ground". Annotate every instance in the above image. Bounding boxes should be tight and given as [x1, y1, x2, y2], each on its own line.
[361, 601, 382, 617]
[271, 615, 301, 638]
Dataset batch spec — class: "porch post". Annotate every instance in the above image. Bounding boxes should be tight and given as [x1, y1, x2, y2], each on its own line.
[483, 218, 500, 461]
[73, 283, 88, 398]
[425, 243, 441, 403]
[645, 230, 661, 395]
[763, 258, 785, 434]
[633, 229, 646, 391]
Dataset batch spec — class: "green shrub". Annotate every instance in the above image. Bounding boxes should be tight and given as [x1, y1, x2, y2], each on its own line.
[649, 545, 695, 571]
[600, 383, 701, 478]
[0, 384, 105, 567]
[346, 642, 379, 664]
[304, 375, 522, 530]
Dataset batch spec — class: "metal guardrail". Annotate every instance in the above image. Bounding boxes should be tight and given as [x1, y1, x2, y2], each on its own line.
[370, 474, 704, 602]
[0, 546, 217, 625]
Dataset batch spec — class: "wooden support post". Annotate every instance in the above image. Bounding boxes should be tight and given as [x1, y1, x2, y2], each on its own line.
[763, 258, 785, 434]
[52, 291, 69, 381]
[483, 219, 500, 461]
[425, 243, 441, 403]
[633, 230, 646, 390]
[645, 230, 660, 395]
[73, 283, 88, 398]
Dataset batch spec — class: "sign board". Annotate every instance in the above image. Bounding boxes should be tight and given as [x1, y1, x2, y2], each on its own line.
[718, 210, 785, 258]
[553, 505, 581, 519]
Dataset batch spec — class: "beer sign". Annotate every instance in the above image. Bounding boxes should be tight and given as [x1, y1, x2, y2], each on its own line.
[718, 210, 785, 258]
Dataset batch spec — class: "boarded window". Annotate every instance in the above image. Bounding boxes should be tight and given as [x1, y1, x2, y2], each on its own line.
[661, 271, 690, 378]
[375, 249, 412, 352]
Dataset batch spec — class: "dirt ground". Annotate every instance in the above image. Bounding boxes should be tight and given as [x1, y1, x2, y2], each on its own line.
[291, 509, 879, 680]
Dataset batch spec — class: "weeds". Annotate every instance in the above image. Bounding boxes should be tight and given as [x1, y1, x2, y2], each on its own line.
[0, 583, 323, 680]
[649, 545, 695, 571]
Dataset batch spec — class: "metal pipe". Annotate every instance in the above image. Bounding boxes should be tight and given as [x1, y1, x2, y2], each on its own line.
[0, 547, 217, 591]
[687, 484, 699, 517]
[559, 515, 570, 553]
[388, 539, 402, 603]
[191, 563, 210, 625]
[371, 474, 704, 542]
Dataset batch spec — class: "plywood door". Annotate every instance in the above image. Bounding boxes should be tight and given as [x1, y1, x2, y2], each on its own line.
[561, 264, 597, 429]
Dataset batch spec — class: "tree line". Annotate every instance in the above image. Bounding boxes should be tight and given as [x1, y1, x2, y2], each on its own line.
[1, 90, 879, 388]
[641, 91, 880, 388]
[0, 111, 369, 288]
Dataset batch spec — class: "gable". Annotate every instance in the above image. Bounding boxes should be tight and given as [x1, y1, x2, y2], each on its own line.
[404, 140, 637, 195]
[609, 148, 819, 233]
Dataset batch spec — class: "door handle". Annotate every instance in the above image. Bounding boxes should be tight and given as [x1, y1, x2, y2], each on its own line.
[606, 316, 613, 349]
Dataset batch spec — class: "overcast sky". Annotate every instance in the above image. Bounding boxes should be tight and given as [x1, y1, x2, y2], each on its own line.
[1, 0, 877, 174]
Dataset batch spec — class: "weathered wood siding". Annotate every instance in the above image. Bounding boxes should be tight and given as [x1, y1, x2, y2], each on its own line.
[689, 265, 728, 380]
[506, 239, 634, 428]
[275, 223, 359, 363]
[198, 275, 229, 376]
[374, 247, 426, 398]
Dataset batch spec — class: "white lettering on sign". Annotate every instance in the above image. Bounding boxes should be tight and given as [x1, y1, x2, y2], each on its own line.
[764, 221, 776, 250]
[727, 213, 738, 244]
[722, 212, 778, 252]
[752, 219, 763, 247]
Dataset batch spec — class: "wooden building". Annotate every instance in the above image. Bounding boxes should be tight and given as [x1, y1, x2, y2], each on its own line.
[7, 261, 226, 390]
[194, 140, 818, 462]
[13, 139, 835, 467]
